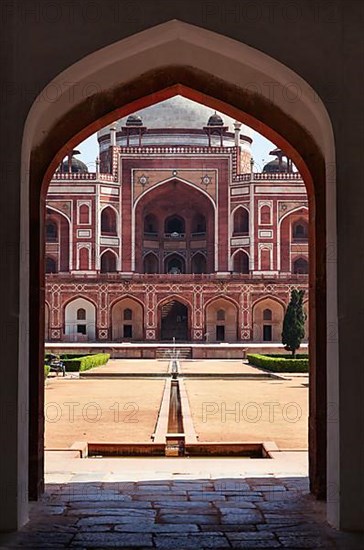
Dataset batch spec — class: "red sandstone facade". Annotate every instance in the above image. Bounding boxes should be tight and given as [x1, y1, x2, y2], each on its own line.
[45, 99, 308, 343]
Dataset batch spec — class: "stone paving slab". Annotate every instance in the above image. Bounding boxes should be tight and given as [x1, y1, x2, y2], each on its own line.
[2, 475, 364, 549]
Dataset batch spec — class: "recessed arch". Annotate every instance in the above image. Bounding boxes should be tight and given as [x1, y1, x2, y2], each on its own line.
[100, 249, 118, 273]
[143, 251, 159, 274]
[232, 205, 249, 236]
[164, 252, 186, 274]
[191, 251, 207, 274]
[252, 296, 285, 342]
[158, 297, 190, 341]
[231, 248, 250, 273]
[22, 20, 335, 517]
[134, 176, 217, 212]
[111, 296, 144, 340]
[63, 296, 96, 341]
[204, 294, 240, 311]
[205, 296, 239, 342]
[45, 206, 71, 271]
[100, 205, 118, 235]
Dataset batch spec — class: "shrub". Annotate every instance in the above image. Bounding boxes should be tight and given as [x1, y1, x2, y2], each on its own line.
[44, 364, 50, 379]
[62, 353, 110, 372]
[247, 353, 309, 372]
[282, 289, 306, 356]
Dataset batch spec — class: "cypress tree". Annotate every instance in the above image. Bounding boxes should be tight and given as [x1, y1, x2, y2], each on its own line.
[282, 289, 306, 357]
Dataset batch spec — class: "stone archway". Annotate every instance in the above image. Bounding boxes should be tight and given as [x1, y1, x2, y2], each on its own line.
[111, 297, 144, 341]
[159, 299, 190, 341]
[205, 297, 238, 342]
[17, 20, 340, 530]
[252, 297, 285, 343]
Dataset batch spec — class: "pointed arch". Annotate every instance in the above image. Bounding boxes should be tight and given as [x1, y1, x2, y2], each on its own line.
[64, 297, 96, 341]
[231, 249, 249, 273]
[191, 252, 207, 274]
[252, 296, 285, 342]
[205, 296, 238, 342]
[21, 19, 337, 520]
[111, 297, 144, 341]
[100, 249, 117, 273]
[101, 206, 118, 235]
[143, 252, 159, 274]
[232, 206, 249, 236]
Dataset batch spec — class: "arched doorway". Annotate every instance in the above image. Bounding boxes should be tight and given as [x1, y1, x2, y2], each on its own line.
[20, 20, 339, 527]
[164, 254, 185, 274]
[64, 297, 96, 341]
[164, 215, 185, 235]
[252, 297, 285, 342]
[101, 207, 117, 235]
[100, 250, 117, 273]
[159, 299, 189, 341]
[232, 250, 249, 273]
[111, 297, 144, 341]
[205, 297, 238, 342]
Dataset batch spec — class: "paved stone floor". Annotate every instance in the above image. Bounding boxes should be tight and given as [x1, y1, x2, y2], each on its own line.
[2, 475, 364, 549]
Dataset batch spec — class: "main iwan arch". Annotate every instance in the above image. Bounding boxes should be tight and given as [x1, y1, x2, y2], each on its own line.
[7, 19, 351, 532]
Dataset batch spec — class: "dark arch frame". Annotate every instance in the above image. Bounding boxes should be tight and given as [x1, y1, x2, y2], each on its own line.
[29, 68, 326, 501]
[157, 295, 192, 341]
[164, 214, 185, 235]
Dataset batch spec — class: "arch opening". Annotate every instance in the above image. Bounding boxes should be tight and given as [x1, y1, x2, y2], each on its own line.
[22, 20, 334, 518]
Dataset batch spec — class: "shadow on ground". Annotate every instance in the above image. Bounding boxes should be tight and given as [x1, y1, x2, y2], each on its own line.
[1, 477, 363, 548]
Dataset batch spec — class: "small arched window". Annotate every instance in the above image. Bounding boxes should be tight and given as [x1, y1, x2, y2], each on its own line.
[79, 247, 89, 270]
[292, 221, 308, 240]
[233, 208, 249, 235]
[45, 257, 57, 273]
[123, 308, 132, 321]
[165, 254, 185, 274]
[46, 221, 58, 242]
[144, 253, 159, 274]
[263, 308, 272, 321]
[77, 308, 86, 320]
[101, 207, 117, 234]
[216, 309, 225, 321]
[79, 204, 90, 224]
[144, 214, 158, 235]
[165, 215, 185, 235]
[260, 205, 271, 224]
[293, 257, 309, 274]
[192, 214, 206, 234]
[100, 250, 117, 273]
[191, 253, 207, 274]
[233, 250, 249, 273]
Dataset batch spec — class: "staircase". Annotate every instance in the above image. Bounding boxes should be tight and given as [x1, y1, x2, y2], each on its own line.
[156, 347, 192, 360]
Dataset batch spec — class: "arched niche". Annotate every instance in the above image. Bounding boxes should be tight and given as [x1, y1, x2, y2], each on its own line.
[232, 250, 249, 273]
[205, 297, 238, 342]
[111, 297, 144, 341]
[252, 297, 285, 342]
[101, 206, 117, 235]
[100, 250, 117, 273]
[143, 252, 159, 274]
[64, 297, 96, 341]
[233, 207, 249, 235]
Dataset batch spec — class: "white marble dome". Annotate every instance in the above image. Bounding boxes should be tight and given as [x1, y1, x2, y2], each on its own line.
[97, 95, 253, 138]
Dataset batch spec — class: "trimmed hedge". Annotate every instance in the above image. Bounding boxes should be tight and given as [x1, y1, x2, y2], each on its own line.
[62, 353, 110, 372]
[44, 365, 50, 379]
[247, 353, 309, 372]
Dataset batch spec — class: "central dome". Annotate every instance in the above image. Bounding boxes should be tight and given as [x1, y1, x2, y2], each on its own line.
[98, 96, 252, 137]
